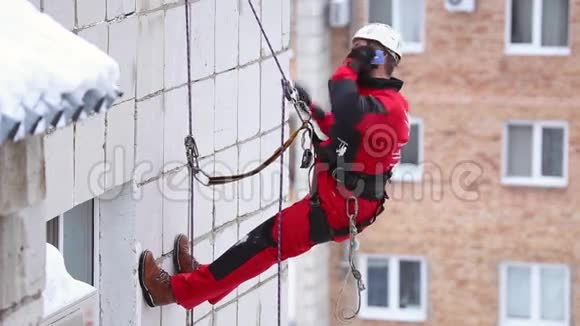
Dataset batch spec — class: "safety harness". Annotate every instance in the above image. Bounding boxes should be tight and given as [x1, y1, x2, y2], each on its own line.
[308, 167, 391, 244]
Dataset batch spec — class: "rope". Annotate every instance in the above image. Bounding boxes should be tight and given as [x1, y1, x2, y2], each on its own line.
[247, 0, 287, 82]
[335, 196, 366, 323]
[276, 90, 286, 326]
[190, 121, 309, 186]
[246, 1, 287, 324]
[183, 0, 195, 325]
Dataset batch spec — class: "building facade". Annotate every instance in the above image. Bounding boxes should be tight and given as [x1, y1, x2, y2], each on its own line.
[1, 0, 292, 325]
[324, 0, 580, 325]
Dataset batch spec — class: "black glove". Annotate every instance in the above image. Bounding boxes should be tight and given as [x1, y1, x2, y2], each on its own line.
[346, 45, 376, 75]
[294, 83, 312, 106]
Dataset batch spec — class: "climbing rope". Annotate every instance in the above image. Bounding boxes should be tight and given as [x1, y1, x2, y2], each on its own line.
[276, 91, 286, 326]
[246, 1, 291, 325]
[183, 0, 195, 324]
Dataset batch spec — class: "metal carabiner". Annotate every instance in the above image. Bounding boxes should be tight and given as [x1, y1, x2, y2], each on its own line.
[346, 195, 359, 220]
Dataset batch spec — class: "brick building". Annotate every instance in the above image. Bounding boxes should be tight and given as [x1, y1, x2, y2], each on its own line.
[1, 0, 291, 325]
[292, 0, 580, 325]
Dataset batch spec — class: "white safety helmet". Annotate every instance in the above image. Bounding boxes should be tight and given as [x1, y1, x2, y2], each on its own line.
[352, 23, 403, 64]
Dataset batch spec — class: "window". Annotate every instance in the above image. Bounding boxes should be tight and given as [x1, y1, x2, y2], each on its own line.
[360, 255, 427, 322]
[500, 262, 570, 326]
[392, 118, 423, 182]
[502, 121, 568, 187]
[44, 199, 99, 324]
[506, 0, 570, 55]
[368, 0, 425, 53]
[46, 199, 97, 285]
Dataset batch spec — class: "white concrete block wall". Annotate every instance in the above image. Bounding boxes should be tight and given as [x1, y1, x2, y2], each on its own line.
[98, 186, 139, 326]
[215, 0, 238, 73]
[109, 16, 138, 103]
[105, 100, 136, 189]
[108, 16, 139, 100]
[136, 94, 164, 183]
[137, 0, 163, 12]
[214, 302, 237, 326]
[214, 70, 238, 151]
[28, 1, 293, 325]
[137, 11, 164, 99]
[261, 0, 283, 54]
[43, 0, 75, 30]
[238, 138, 261, 216]
[193, 157, 214, 238]
[190, 0, 215, 80]
[0, 205, 46, 326]
[74, 113, 106, 205]
[161, 168, 189, 252]
[290, 2, 332, 326]
[44, 126, 74, 218]
[107, 0, 136, 20]
[214, 147, 239, 227]
[237, 63, 261, 141]
[164, 6, 187, 90]
[28, 0, 41, 10]
[77, 0, 106, 27]
[239, 0, 261, 65]
[192, 78, 215, 157]
[78, 23, 109, 53]
[163, 86, 189, 168]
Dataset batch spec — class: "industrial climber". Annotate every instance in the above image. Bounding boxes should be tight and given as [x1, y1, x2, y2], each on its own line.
[138, 23, 410, 309]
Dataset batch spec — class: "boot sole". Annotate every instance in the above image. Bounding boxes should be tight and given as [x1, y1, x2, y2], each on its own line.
[138, 250, 156, 308]
[173, 234, 186, 274]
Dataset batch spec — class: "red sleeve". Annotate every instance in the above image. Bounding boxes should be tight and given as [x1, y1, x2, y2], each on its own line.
[384, 97, 410, 148]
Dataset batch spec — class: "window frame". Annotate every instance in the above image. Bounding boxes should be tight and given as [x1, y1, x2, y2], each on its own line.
[359, 254, 428, 322]
[505, 0, 571, 56]
[367, 0, 426, 54]
[45, 199, 100, 307]
[499, 262, 570, 326]
[392, 117, 424, 183]
[501, 120, 568, 188]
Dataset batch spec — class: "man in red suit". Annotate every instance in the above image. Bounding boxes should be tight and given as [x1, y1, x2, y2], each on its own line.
[138, 23, 410, 309]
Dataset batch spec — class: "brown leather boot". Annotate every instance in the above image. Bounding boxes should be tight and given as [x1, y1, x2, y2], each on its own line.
[138, 250, 176, 307]
[173, 234, 200, 274]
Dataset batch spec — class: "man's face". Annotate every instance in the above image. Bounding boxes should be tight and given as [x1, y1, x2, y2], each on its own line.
[351, 38, 392, 79]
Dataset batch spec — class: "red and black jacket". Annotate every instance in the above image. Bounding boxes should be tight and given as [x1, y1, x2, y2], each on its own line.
[311, 60, 410, 180]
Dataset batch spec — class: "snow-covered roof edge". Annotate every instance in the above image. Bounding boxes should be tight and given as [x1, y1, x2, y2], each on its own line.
[0, 0, 121, 145]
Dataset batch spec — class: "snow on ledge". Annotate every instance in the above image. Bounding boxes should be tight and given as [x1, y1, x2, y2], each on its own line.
[0, 0, 121, 145]
[43, 243, 96, 318]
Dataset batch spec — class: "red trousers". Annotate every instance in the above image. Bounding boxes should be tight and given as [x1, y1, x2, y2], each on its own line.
[170, 173, 382, 310]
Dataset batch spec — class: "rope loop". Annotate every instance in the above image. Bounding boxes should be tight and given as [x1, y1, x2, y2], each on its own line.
[334, 195, 366, 322]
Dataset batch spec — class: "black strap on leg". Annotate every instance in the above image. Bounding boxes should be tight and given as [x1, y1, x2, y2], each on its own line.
[308, 195, 334, 244]
[208, 217, 277, 280]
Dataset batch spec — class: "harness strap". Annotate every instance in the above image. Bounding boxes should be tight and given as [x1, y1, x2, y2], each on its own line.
[332, 168, 392, 201]
[308, 193, 386, 245]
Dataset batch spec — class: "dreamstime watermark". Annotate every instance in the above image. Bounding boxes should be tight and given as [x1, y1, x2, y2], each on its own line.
[86, 146, 485, 204]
